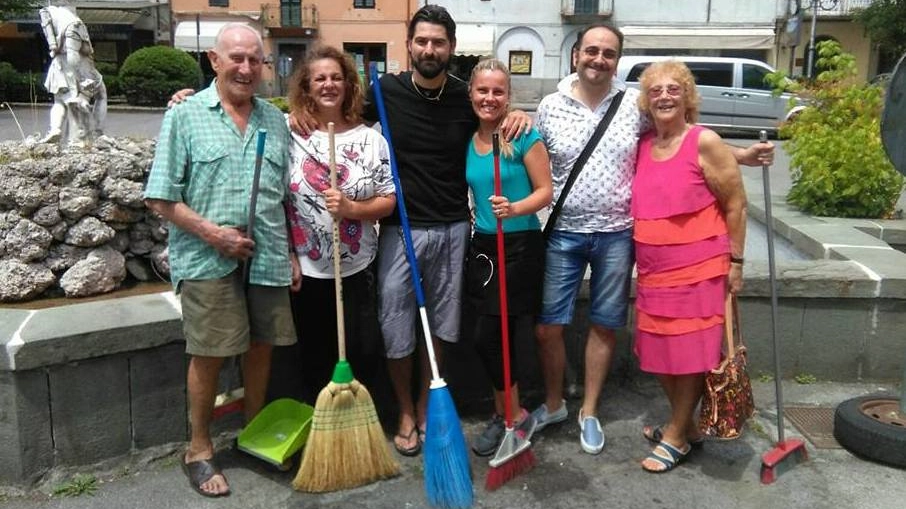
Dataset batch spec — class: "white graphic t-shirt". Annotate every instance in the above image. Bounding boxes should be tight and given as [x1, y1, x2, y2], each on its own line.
[536, 75, 649, 233]
[287, 124, 394, 278]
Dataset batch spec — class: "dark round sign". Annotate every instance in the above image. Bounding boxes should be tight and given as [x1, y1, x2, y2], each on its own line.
[881, 53, 906, 176]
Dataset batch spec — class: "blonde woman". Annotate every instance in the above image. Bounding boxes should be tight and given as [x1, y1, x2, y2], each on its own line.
[464, 59, 553, 456]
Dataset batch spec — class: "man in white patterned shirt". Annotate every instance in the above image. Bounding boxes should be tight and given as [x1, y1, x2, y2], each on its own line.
[530, 24, 774, 455]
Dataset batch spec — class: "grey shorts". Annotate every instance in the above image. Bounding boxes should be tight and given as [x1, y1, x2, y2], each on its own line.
[377, 221, 470, 359]
[179, 270, 297, 357]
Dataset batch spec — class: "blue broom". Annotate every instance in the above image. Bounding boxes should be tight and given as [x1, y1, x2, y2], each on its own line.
[369, 62, 473, 509]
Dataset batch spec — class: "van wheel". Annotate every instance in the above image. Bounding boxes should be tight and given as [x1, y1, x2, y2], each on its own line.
[833, 394, 906, 468]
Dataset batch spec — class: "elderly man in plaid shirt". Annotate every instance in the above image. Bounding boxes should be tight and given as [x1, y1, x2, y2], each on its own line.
[144, 23, 300, 498]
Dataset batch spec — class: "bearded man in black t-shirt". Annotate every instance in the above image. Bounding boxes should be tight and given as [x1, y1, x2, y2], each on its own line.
[364, 5, 530, 456]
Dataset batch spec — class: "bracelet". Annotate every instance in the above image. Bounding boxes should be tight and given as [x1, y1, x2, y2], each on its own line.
[730, 256, 744, 264]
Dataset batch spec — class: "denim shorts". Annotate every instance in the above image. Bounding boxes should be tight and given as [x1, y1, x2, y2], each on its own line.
[538, 229, 634, 328]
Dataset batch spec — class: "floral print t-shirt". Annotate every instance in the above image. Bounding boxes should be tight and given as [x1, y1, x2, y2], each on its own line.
[287, 123, 394, 278]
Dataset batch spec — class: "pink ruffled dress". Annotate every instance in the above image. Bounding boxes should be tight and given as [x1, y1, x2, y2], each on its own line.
[631, 125, 730, 375]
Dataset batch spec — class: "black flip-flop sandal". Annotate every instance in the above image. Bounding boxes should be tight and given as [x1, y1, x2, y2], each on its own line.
[393, 428, 422, 457]
[182, 458, 230, 497]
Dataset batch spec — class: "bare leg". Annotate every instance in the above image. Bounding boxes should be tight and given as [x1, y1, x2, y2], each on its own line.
[493, 384, 523, 423]
[388, 354, 418, 450]
[240, 341, 273, 422]
[185, 355, 230, 495]
[580, 324, 616, 418]
[653, 374, 703, 442]
[642, 373, 704, 471]
[535, 323, 566, 412]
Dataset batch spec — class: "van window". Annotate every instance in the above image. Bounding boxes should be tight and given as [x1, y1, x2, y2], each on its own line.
[685, 62, 733, 87]
[626, 63, 650, 82]
[742, 63, 772, 90]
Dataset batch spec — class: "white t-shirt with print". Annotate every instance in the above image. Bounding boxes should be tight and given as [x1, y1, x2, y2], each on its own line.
[536, 75, 649, 233]
[287, 124, 394, 278]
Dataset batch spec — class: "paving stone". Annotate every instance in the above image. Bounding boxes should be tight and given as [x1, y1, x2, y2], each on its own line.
[864, 299, 906, 380]
[130, 343, 187, 449]
[49, 356, 131, 465]
[0, 370, 52, 484]
[11, 294, 182, 370]
[797, 299, 872, 381]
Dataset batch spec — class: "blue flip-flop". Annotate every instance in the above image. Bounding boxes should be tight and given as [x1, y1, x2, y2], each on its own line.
[642, 441, 692, 473]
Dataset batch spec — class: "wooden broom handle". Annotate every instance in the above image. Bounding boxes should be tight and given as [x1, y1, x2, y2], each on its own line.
[328, 122, 347, 362]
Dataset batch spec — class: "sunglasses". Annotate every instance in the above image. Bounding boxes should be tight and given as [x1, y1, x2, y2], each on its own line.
[646, 84, 683, 98]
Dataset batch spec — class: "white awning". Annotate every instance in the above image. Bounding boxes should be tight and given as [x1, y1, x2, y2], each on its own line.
[620, 26, 776, 50]
[174, 20, 229, 52]
[455, 24, 495, 56]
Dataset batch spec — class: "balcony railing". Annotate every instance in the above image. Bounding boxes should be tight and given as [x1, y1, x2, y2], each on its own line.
[561, 0, 613, 18]
[280, 2, 317, 28]
[808, 0, 873, 17]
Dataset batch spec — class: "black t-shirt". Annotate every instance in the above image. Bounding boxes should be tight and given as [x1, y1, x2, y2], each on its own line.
[365, 71, 478, 226]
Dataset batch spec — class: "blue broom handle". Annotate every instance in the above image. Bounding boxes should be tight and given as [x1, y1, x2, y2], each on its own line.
[370, 63, 442, 382]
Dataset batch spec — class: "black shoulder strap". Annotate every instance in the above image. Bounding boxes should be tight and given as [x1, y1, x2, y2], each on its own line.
[543, 90, 625, 239]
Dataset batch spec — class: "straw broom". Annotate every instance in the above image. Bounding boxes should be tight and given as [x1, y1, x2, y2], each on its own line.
[370, 63, 473, 509]
[292, 122, 399, 492]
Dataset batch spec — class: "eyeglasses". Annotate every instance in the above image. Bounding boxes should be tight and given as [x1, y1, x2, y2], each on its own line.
[646, 84, 683, 98]
[580, 46, 619, 60]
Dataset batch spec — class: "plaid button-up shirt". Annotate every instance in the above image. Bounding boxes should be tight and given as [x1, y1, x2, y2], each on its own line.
[145, 82, 292, 290]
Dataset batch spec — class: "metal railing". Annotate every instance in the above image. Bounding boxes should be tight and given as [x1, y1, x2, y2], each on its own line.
[277, 1, 317, 28]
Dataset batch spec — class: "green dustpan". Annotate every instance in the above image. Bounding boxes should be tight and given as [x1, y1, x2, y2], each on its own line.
[237, 398, 314, 467]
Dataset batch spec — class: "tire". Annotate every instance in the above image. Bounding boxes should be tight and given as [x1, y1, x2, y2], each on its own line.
[833, 394, 906, 468]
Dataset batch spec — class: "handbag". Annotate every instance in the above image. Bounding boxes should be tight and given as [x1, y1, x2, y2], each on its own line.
[543, 90, 625, 239]
[698, 293, 755, 440]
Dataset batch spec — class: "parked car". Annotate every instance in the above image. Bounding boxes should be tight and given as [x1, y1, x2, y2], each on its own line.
[616, 55, 805, 135]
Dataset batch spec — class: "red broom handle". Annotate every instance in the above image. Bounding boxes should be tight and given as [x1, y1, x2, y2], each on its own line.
[493, 133, 513, 428]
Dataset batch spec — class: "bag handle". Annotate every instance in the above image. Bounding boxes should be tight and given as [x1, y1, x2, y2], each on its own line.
[543, 90, 625, 239]
[724, 293, 743, 354]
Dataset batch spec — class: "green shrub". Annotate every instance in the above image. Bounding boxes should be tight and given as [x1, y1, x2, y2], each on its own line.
[119, 46, 202, 106]
[267, 96, 289, 113]
[0, 62, 51, 102]
[95, 61, 122, 97]
[776, 41, 904, 218]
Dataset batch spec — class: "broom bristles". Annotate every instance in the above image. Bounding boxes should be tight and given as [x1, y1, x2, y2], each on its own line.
[485, 448, 535, 491]
[293, 379, 399, 492]
[423, 385, 473, 509]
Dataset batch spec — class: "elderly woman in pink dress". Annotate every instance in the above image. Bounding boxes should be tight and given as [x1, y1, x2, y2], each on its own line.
[631, 60, 747, 473]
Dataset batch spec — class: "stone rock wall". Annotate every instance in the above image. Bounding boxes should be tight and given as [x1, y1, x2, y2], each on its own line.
[0, 137, 169, 302]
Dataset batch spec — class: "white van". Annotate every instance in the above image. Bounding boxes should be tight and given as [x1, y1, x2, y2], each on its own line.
[616, 56, 803, 134]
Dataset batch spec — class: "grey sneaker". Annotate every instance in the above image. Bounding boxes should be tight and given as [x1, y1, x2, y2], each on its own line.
[579, 410, 605, 455]
[531, 399, 568, 433]
[472, 415, 505, 456]
[472, 410, 537, 456]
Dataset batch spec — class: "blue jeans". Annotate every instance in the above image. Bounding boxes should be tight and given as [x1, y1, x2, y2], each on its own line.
[537, 229, 634, 328]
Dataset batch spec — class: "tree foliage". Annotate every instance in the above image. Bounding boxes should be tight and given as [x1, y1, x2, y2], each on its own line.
[854, 0, 906, 59]
[0, 0, 42, 22]
[774, 40, 904, 218]
[119, 46, 202, 106]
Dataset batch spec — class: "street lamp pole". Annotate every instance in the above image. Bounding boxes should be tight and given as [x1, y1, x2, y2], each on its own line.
[806, 0, 817, 78]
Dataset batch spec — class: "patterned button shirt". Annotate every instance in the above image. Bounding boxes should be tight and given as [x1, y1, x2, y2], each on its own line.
[144, 82, 292, 290]
[536, 74, 649, 233]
